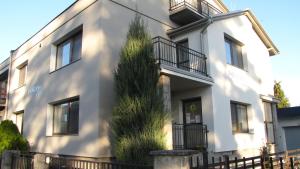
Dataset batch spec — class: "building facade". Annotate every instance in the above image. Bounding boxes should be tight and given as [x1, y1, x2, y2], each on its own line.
[0, 0, 280, 159]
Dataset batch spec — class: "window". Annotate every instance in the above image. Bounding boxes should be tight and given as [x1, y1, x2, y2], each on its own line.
[53, 98, 79, 135]
[231, 102, 249, 133]
[56, 32, 82, 69]
[225, 36, 244, 69]
[18, 63, 27, 87]
[15, 111, 24, 134]
[263, 102, 275, 144]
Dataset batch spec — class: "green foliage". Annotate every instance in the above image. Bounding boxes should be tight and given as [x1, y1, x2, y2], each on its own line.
[0, 120, 30, 154]
[112, 15, 169, 164]
[274, 81, 290, 108]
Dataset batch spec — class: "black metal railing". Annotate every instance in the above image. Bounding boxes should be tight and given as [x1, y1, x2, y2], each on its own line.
[172, 123, 208, 150]
[49, 157, 153, 169]
[169, 0, 223, 17]
[152, 37, 208, 77]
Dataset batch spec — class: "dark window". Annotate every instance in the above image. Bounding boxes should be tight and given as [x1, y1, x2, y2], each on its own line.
[225, 37, 244, 69]
[56, 32, 82, 69]
[53, 98, 79, 135]
[18, 64, 27, 87]
[176, 40, 190, 71]
[231, 102, 249, 133]
[263, 102, 275, 143]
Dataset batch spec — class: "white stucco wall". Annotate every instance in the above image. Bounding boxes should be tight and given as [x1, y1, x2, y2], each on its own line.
[6, 0, 175, 158]
[206, 15, 274, 155]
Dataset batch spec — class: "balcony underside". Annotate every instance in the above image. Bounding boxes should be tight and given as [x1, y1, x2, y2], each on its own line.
[170, 7, 204, 25]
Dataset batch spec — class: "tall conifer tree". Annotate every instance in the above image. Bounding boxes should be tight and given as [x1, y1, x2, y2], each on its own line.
[112, 15, 169, 164]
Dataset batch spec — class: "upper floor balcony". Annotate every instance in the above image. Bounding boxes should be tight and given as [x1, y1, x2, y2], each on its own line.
[153, 37, 209, 79]
[169, 0, 223, 25]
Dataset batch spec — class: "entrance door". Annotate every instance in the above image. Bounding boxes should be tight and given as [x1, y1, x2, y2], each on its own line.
[183, 98, 202, 124]
[176, 40, 190, 71]
[182, 98, 203, 150]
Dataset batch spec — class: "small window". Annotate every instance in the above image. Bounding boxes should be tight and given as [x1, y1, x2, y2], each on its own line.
[15, 111, 24, 134]
[225, 36, 244, 69]
[231, 102, 249, 133]
[263, 102, 275, 144]
[53, 98, 79, 135]
[18, 63, 27, 87]
[56, 32, 82, 69]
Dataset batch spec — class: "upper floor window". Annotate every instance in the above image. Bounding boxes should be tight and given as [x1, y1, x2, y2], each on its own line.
[225, 36, 244, 69]
[18, 63, 28, 87]
[56, 32, 82, 69]
[231, 101, 249, 133]
[263, 102, 275, 144]
[53, 98, 79, 135]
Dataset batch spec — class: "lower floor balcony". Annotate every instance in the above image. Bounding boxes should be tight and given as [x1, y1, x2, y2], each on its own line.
[172, 123, 208, 151]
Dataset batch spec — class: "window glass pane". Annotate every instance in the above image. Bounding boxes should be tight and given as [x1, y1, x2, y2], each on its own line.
[225, 40, 232, 64]
[236, 44, 244, 68]
[16, 113, 24, 134]
[266, 123, 274, 143]
[231, 43, 239, 66]
[72, 34, 82, 62]
[238, 105, 248, 132]
[18, 65, 27, 86]
[54, 103, 69, 134]
[69, 100, 79, 134]
[61, 42, 71, 67]
[177, 40, 189, 71]
[263, 102, 273, 122]
[231, 103, 237, 132]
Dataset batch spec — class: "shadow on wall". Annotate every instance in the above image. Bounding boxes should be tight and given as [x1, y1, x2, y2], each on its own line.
[8, 0, 172, 158]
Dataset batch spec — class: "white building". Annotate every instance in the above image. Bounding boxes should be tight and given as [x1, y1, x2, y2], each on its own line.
[0, 0, 280, 159]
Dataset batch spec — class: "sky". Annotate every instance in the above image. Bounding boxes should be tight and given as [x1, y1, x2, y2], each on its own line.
[0, 1, 299, 106]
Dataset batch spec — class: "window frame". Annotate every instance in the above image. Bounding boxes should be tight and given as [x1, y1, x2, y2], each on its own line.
[52, 97, 79, 136]
[224, 34, 244, 70]
[230, 101, 249, 133]
[55, 31, 82, 70]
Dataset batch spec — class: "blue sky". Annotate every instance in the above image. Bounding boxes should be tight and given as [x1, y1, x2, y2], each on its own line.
[0, 1, 299, 106]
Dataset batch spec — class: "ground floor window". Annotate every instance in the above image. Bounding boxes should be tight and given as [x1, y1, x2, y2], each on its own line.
[15, 111, 24, 134]
[263, 102, 275, 144]
[231, 101, 249, 133]
[53, 98, 79, 135]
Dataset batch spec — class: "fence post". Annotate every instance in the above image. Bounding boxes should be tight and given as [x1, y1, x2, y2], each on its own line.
[33, 153, 49, 169]
[224, 155, 230, 169]
[1, 150, 20, 169]
[290, 157, 294, 169]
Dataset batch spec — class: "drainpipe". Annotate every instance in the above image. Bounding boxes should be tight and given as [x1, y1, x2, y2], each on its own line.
[200, 17, 213, 53]
[4, 50, 14, 120]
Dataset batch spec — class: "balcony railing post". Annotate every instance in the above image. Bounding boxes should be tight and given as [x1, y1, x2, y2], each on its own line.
[158, 37, 161, 65]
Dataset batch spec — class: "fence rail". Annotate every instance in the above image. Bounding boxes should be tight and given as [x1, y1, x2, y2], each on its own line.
[169, 0, 223, 17]
[152, 36, 208, 77]
[49, 157, 153, 169]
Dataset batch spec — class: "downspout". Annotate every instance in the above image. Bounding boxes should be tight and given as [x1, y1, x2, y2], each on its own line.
[4, 50, 14, 120]
[200, 17, 213, 53]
